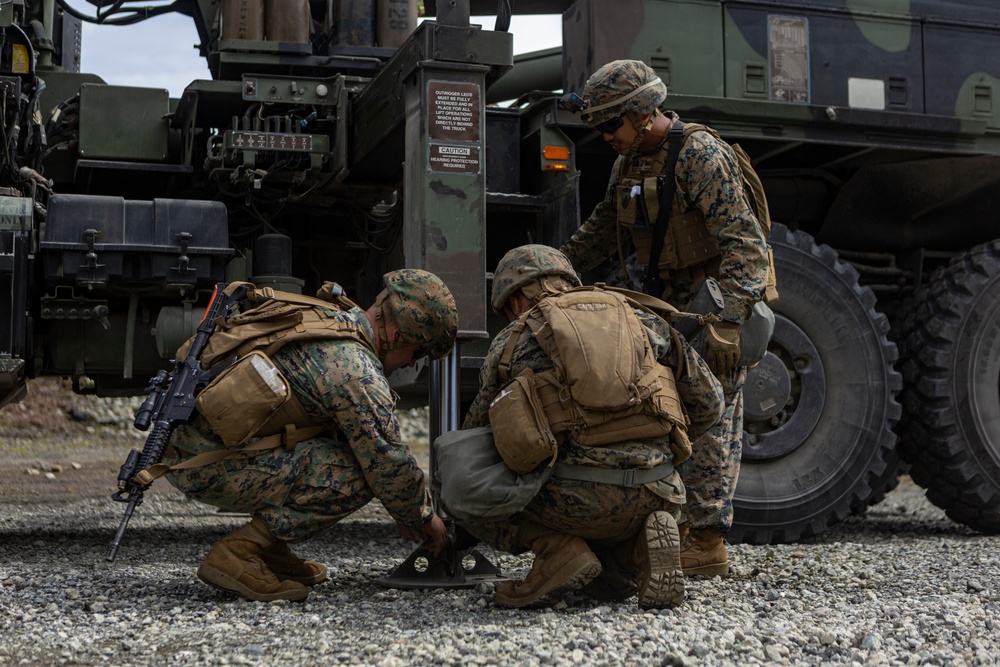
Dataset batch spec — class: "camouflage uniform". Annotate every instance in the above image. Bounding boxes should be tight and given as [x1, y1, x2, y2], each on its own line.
[560, 60, 769, 532]
[461, 257, 723, 553]
[166, 269, 458, 543]
[166, 306, 430, 541]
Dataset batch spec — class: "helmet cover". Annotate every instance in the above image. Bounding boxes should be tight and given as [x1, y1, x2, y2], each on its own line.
[490, 244, 582, 313]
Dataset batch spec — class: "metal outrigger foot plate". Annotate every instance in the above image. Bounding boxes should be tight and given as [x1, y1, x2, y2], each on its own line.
[378, 543, 507, 590]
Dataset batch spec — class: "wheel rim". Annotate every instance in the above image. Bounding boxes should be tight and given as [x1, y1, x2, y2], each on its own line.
[742, 314, 826, 461]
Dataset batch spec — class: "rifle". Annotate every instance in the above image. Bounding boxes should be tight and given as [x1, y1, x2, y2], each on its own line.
[106, 282, 251, 562]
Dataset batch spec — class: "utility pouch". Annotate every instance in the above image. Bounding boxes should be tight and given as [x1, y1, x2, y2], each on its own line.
[489, 371, 559, 474]
[655, 365, 692, 463]
[737, 301, 775, 367]
[764, 245, 780, 305]
[196, 351, 291, 447]
[616, 181, 642, 229]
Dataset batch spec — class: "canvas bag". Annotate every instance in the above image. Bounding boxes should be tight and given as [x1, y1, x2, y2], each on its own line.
[434, 426, 554, 521]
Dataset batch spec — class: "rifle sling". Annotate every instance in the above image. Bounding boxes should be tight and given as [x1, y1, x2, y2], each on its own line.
[643, 120, 687, 293]
[134, 424, 327, 486]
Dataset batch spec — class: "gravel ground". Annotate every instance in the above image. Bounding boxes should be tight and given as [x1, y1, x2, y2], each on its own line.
[1, 380, 999, 666]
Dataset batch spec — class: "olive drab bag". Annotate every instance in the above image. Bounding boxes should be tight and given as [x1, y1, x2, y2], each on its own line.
[177, 281, 374, 447]
[489, 285, 692, 474]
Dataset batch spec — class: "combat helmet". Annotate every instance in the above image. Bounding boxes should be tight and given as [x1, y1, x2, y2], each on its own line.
[580, 59, 667, 126]
[377, 268, 458, 360]
[490, 244, 581, 314]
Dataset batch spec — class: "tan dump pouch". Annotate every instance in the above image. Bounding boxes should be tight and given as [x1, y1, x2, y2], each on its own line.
[196, 351, 291, 447]
[489, 370, 560, 475]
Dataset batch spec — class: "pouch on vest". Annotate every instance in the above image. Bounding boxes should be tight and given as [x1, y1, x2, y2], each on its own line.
[196, 351, 291, 447]
[489, 370, 560, 474]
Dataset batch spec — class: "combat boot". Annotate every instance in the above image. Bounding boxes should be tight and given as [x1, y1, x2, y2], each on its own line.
[197, 517, 309, 602]
[680, 527, 730, 577]
[633, 511, 685, 609]
[494, 533, 602, 608]
[259, 541, 328, 586]
[582, 540, 638, 601]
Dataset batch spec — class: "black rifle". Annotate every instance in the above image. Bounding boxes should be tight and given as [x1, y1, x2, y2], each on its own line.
[106, 282, 251, 562]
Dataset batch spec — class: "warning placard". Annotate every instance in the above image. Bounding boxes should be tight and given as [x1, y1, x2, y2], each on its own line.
[429, 144, 480, 174]
[429, 81, 480, 142]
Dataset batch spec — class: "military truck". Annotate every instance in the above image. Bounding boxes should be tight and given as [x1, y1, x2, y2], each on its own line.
[1, 0, 998, 545]
[487, 0, 1000, 544]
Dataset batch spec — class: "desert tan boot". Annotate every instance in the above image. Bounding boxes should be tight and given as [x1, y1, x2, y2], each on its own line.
[196, 517, 309, 602]
[259, 541, 328, 586]
[494, 533, 602, 608]
[680, 528, 730, 577]
[633, 511, 685, 609]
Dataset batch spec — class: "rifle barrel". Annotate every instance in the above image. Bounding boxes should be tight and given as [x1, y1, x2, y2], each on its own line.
[107, 494, 139, 562]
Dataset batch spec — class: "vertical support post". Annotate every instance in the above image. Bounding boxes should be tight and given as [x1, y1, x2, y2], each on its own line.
[402, 53, 489, 345]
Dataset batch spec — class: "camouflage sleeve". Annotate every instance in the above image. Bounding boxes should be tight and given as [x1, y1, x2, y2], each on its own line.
[461, 323, 515, 429]
[676, 131, 769, 323]
[676, 342, 725, 438]
[280, 340, 428, 529]
[636, 310, 724, 438]
[559, 156, 625, 271]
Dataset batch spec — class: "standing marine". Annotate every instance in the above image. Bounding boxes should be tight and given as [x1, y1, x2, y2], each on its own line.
[559, 59, 773, 576]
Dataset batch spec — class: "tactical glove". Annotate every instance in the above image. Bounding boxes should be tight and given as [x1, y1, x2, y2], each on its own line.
[705, 321, 741, 375]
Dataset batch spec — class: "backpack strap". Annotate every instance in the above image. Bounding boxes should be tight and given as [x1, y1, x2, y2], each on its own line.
[497, 318, 528, 384]
[643, 119, 686, 297]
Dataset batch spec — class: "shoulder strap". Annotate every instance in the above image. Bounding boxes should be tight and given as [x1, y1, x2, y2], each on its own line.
[497, 318, 528, 384]
[643, 119, 686, 296]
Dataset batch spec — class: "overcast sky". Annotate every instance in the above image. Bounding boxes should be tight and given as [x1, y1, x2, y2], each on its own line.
[79, 13, 562, 98]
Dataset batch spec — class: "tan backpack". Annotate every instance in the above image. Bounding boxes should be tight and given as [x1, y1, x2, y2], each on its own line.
[489, 285, 691, 474]
[178, 282, 375, 447]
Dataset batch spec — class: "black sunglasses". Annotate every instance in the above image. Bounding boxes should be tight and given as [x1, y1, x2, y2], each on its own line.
[594, 115, 625, 135]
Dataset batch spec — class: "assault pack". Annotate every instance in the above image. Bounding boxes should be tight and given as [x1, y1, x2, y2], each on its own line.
[179, 281, 373, 448]
[488, 284, 692, 474]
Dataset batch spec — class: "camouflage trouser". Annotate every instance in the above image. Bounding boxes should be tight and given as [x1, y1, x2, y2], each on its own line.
[166, 423, 374, 542]
[459, 474, 683, 554]
[678, 367, 746, 531]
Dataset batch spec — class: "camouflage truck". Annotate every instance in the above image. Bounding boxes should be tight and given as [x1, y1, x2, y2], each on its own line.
[2, 0, 999, 546]
[484, 0, 1000, 543]
[0, 0, 517, 415]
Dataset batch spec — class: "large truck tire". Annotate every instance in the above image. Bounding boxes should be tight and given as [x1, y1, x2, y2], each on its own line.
[896, 241, 1000, 534]
[729, 224, 902, 544]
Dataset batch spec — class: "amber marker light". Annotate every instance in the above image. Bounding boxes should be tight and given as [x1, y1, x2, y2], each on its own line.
[543, 145, 570, 160]
[542, 145, 570, 170]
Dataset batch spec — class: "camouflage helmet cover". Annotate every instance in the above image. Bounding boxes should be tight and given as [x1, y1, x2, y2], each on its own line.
[383, 268, 458, 360]
[581, 59, 667, 125]
[490, 244, 582, 313]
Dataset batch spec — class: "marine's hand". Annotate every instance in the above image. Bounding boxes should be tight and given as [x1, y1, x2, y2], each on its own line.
[397, 522, 421, 543]
[705, 321, 741, 375]
[397, 515, 447, 557]
[420, 514, 448, 558]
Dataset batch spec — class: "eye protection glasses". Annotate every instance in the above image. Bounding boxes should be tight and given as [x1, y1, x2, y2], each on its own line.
[594, 115, 626, 135]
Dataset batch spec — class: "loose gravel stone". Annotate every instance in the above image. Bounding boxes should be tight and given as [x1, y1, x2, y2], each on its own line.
[2, 387, 999, 666]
